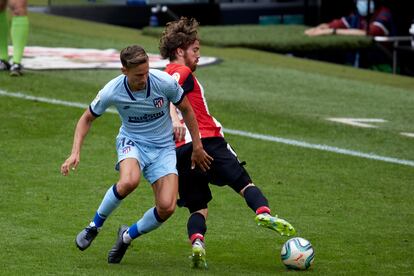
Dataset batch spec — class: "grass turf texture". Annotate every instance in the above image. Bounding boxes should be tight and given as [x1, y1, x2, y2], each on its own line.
[143, 25, 373, 53]
[1, 12, 414, 275]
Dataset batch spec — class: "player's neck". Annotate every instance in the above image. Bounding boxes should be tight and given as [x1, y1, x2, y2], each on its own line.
[171, 56, 186, 66]
[128, 81, 146, 92]
[171, 60, 195, 72]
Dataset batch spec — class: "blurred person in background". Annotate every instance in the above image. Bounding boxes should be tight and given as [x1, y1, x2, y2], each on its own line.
[305, 0, 398, 71]
[305, 0, 396, 37]
[0, 0, 29, 76]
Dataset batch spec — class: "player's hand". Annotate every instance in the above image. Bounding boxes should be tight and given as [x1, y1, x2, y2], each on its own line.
[60, 153, 80, 176]
[191, 147, 213, 172]
[173, 121, 186, 142]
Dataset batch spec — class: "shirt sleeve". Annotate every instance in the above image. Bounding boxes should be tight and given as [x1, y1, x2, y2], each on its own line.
[89, 88, 111, 117]
[328, 18, 348, 29]
[329, 13, 361, 29]
[180, 73, 195, 95]
[171, 66, 192, 84]
[166, 76, 185, 106]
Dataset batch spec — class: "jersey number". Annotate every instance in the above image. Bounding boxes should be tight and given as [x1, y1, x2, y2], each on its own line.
[120, 138, 135, 147]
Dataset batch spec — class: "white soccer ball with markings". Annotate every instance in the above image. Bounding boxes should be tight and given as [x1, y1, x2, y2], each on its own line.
[281, 237, 314, 270]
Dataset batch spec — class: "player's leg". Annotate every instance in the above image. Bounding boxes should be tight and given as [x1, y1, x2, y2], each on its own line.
[206, 138, 271, 215]
[152, 173, 178, 220]
[176, 142, 210, 268]
[107, 173, 177, 264]
[239, 183, 295, 236]
[125, 172, 178, 241]
[76, 158, 141, 251]
[0, 0, 10, 70]
[228, 173, 296, 236]
[182, 179, 209, 268]
[213, 138, 296, 236]
[8, 0, 28, 76]
[108, 147, 177, 264]
[188, 208, 208, 269]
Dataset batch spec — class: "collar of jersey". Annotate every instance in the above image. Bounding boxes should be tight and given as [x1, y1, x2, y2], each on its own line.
[123, 75, 151, 101]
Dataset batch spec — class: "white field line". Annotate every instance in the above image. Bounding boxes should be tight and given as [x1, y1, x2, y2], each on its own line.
[326, 118, 387, 128]
[1, 89, 413, 168]
[401, 132, 414, 138]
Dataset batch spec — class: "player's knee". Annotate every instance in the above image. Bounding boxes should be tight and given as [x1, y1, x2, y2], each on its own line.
[117, 177, 139, 195]
[157, 201, 176, 219]
[193, 208, 208, 218]
[240, 183, 255, 196]
[188, 202, 208, 214]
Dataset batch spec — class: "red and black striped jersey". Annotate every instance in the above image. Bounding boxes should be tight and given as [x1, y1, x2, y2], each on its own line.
[165, 63, 224, 148]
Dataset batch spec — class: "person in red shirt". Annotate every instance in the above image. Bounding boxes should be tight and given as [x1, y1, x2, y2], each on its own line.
[160, 17, 296, 269]
[305, 0, 396, 37]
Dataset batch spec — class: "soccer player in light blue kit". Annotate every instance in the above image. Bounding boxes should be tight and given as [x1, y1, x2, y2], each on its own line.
[61, 45, 213, 264]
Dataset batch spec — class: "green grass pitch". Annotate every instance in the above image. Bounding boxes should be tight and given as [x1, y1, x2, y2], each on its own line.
[0, 12, 413, 275]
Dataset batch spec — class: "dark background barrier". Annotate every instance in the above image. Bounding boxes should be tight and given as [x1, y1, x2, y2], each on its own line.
[47, 3, 221, 29]
[37, 0, 413, 75]
[45, 1, 317, 29]
[43, 0, 413, 35]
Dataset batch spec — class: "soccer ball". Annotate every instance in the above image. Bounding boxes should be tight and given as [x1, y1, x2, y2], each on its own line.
[281, 237, 314, 270]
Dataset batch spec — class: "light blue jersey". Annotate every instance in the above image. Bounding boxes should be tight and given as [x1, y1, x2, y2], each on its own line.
[90, 69, 184, 148]
[89, 69, 184, 183]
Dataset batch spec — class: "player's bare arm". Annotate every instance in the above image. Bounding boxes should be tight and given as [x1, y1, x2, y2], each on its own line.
[61, 108, 96, 176]
[176, 97, 213, 171]
[169, 102, 186, 142]
[305, 27, 366, 36]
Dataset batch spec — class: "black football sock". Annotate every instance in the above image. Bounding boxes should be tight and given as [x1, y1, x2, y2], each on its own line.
[243, 186, 270, 214]
[187, 212, 207, 243]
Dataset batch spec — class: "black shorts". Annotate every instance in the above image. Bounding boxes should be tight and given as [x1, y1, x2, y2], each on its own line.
[176, 137, 252, 213]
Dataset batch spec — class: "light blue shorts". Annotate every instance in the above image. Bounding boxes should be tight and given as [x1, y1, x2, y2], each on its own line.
[115, 135, 178, 184]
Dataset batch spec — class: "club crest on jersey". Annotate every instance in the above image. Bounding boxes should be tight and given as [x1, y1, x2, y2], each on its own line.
[172, 72, 181, 82]
[153, 97, 164, 108]
[122, 146, 131, 154]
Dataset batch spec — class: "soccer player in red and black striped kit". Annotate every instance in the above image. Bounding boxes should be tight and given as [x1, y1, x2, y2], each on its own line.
[160, 17, 296, 269]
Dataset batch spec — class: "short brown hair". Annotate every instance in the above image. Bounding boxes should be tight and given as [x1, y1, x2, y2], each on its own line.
[159, 17, 199, 61]
[120, 45, 149, 68]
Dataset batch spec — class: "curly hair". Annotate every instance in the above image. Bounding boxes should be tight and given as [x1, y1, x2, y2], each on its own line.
[159, 17, 200, 61]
